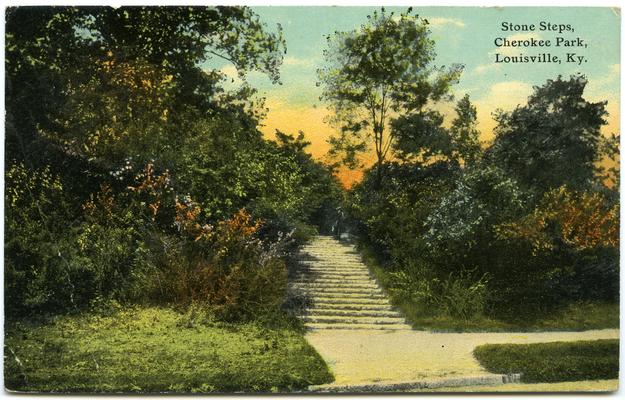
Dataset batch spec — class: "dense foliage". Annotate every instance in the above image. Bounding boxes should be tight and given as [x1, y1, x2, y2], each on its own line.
[5, 6, 619, 330]
[318, 8, 462, 177]
[5, 6, 342, 320]
[346, 75, 619, 323]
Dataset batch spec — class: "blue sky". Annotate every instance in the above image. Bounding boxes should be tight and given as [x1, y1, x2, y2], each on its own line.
[204, 6, 620, 170]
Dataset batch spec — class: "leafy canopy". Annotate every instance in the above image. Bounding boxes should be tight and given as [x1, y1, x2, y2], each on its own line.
[488, 75, 612, 194]
[5, 6, 286, 170]
[318, 7, 463, 173]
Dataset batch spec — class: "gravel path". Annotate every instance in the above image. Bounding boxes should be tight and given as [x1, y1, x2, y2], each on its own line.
[290, 236, 619, 391]
[305, 328, 619, 388]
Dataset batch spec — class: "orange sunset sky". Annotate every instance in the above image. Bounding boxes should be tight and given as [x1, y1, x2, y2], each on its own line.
[211, 7, 620, 187]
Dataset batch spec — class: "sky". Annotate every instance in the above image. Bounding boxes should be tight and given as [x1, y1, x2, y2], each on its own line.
[205, 6, 620, 186]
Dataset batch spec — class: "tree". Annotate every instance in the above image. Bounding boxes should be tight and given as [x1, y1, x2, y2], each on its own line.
[318, 7, 462, 183]
[391, 110, 453, 163]
[4, 6, 293, 316]
[488, 75, 610, 195]
[5, 6, 285, 173]
[449, 95, 482, 166]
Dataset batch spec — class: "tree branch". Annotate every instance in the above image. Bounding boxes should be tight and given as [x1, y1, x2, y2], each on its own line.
[208, 50, 236, 65]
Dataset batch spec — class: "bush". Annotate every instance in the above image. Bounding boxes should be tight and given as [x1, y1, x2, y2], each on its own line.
[438, 272, 489, 320]
[5, 162, 290, 322]
[347, 161, 457, 260]
[495, 186, 620, 310]
[143, 204, 288, 321]
[473, 340, 619, 383]
[5, 162, 89, 316]
[387, 262, 488, 321]
[349, 160, 619, 324]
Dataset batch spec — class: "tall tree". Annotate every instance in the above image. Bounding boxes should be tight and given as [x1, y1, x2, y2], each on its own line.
[449, 94, 482, 166]
[5, 6, 285, 173]
[488, 75, 611, 195]
[318, 8, 462, 183]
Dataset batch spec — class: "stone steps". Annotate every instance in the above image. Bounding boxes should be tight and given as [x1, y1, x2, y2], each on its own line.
[291, 279, 375, 285]
[299, 268, 369, 274]
[299, 259, 366, 264]
[299, 270, 372, 277]
[303, 315, 406, 325]
[301, 291, 387, 300]
[306, 322, 412, 331]
[310, 303, 396, 311]
[306, 309, 403, 318]
[311, 299, 393, 309]
[289, 235, 410, 331]
[289, 285, 384, 294]
[290, 282, 380, 290]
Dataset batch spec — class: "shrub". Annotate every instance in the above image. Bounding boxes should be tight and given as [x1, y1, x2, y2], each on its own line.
[144, 203, 288, 321]
[439, 272, 489, 320]
[5, 162, 85, 316]
[347, 161, 456, 260]
[387, 263, 488, 320]
[6, 161, 290, 322]
[495, 186, 619, 307]
[473, 339, 619, 383]
[425, 165, 526, 258]
[496, 186, 619, 254]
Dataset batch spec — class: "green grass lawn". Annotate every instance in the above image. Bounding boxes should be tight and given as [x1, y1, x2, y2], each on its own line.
[361, 247, 619, 332]
[473, 339, 619, 383]
[4, 307, 333, 393]
[393, 299, 619, 332]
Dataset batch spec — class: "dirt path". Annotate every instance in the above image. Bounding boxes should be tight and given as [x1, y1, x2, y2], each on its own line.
[290, 236, 619, 392]
[305, 328, 619, 390]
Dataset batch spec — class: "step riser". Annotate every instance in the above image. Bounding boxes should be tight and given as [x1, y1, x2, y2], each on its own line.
[289, 282, 380, 290]
[296, 293, 387, 300]
[303, 318, 406, 325]
[299, 260, 364, 264]
[312, 299, 392, 305]
[291, 281, 376, 286]
[293, 277, 373, 282]
[305, 311, 402, 318]
[291, 288, 381, 293]
[290, 287, 383, 294]
[301, 265, 369, 275]
[298, 265, 368, 270]
[306, 324, 411, 331]
[304, 294, 387, 300]
[308, 304, 394, 315]
[298, 271, 372, 277]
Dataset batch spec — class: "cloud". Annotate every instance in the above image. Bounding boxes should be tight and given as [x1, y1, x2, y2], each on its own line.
[219, 65, 239, 80]
[472, 63, 502, 75]
[483, 81, 533, 107]
[282, 56, 314, 67]
[609, 63, 620, 74]
[585, 65, 620, 135]
[427, 17, 465, 28]
[587, 63, 620, 91]
[473, 81, 534, 140]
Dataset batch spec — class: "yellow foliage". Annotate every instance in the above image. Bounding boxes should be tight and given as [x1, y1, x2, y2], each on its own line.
[497, 186, 619, 254]
[175, 198, 214, 242]
[218, 209, 262, 239]
[128, 163, 171, 221]
[83, 184, 115, 220]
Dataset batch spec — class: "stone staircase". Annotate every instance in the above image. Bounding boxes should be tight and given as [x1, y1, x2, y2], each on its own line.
[288, 235, 412, 331]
